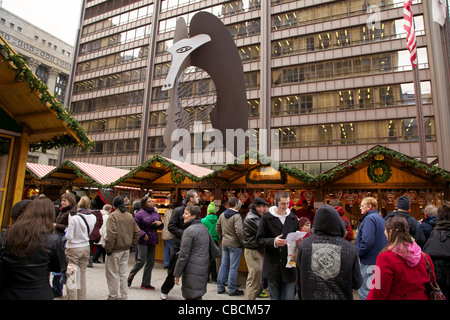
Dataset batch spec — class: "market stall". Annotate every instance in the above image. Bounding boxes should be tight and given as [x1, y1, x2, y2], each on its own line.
[0, 35, 92, 226]
[315, 145, 450, 229]
[199, 152, 315, 272]
[105, 154, 215, 262]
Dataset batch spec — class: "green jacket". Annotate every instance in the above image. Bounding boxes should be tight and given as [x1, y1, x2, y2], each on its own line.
[201, 214, 219, 241]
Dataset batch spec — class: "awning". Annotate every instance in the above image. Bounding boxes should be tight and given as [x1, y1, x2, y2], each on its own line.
[107, 155, 214, 189]
[42, 160, 130, 188]
[162, 157, 213, 178]
[26, 162, 56, 179]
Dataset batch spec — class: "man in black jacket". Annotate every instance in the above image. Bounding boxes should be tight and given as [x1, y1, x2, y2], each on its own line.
[385, 195, 426, 248]
[256, 191, 300, 300]
[160, 189, 199, 300]
[243, 197, 269, 300]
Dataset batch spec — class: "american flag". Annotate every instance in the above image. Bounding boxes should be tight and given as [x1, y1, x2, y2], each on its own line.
[403, 0, 418, 67]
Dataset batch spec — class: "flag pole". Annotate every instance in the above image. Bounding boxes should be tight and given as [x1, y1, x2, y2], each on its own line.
[404, 0, 427, 162]
[412, 65, 427, 162]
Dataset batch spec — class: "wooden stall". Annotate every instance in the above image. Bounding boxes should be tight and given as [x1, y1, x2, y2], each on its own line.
[0, 35, 92, 226]
[199, 152, 315, 272]
[105, 155, 215, 263]
[24, 162, 57, 199]
[316, 145, 450, 229]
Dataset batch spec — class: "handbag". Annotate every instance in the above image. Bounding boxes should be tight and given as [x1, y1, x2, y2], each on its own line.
[422, 253, 446, 300]
[208, 234, 220, 261]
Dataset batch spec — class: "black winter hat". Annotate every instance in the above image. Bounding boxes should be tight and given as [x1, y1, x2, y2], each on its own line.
[252, 197, 269, 206]
[113, 196, 127, 213]
[397, 195, 410, 210]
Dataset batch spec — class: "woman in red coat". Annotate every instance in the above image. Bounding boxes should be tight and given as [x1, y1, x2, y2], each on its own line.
[367, 216, 436, 300]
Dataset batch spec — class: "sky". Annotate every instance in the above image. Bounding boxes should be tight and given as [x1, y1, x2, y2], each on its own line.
[2, 0, 84, 45]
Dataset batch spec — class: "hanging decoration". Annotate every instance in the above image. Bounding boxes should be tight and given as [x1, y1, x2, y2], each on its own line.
[334, 190, 343, 200]
[291, 191, 303, 205]
[367, 156, 392, 184]
[304, 191, 315, 205]
[384, 191, 396, 204]
[267, 190, 276, 204]
[343, 192, 359, 207]
[237, 191, 249, 204]
[253, 190, 262, 200]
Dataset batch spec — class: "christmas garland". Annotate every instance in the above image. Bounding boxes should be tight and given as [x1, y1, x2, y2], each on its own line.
[315, 145, 450, 183]
[201, 150, 316, 184]
[171, 171, 184, 184]
[0, 42, 94, 152]
[367, 160, 392, 184]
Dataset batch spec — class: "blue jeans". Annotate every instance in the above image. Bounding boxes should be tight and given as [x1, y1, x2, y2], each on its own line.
[163, 239, 174, 268]
[217, 246, 242, 293]
[268, 280, 296, 300]
[358, 263, 375, 300]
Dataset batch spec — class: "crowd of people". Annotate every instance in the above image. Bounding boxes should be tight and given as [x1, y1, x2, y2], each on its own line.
[0, 189, 449, 301]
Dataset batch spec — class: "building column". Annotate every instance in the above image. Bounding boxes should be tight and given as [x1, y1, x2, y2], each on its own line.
[423, 1, 450, 170]
[27, 57, 40, 73]
[260, 1, 272, 155]
[47, 67, 59, 97]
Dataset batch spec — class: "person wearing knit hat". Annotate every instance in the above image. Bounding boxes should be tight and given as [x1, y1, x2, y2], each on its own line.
[104, 196, 140, 300]
[298, 217, 311, 238]
[202, 202, 219, 283]
[385, 195, 426, 248]
[334, 206, 354, 242]
[396, 195, 411, 211]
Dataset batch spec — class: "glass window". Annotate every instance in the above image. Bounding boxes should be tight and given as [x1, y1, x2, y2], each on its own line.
[358, 121, 377, 143]
[339, 123, 356, 144]
[319, 124, 334, 145]
[378, 119, 398, 142]
[300, 125, 317, 146]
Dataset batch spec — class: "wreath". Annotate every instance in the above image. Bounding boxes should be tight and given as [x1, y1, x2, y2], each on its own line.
[171, 171, 184, 184]
[367, 160, 392, 184]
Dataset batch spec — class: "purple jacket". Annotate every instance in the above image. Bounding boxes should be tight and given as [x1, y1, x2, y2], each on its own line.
[134, 206, 163, 245]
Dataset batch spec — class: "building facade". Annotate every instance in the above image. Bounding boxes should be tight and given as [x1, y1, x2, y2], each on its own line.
[0, 5, 75, 166]
[63, 0, 450, 173]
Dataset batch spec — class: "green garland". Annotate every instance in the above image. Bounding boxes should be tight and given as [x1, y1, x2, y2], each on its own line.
[201, 150, 316, 185]
[171, 171, 184, 184]
[0, 43, 94, 152]
[315, 145, 450, 183]
[367, 160, 392, 184]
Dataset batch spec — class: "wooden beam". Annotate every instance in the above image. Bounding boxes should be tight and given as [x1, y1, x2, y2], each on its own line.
[31, 127, 67, 136]
[15, 111, 55, 122]
[12, 130, 31, 205]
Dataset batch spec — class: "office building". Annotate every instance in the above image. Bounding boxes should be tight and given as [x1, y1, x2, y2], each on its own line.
[63, 0, 450, 173]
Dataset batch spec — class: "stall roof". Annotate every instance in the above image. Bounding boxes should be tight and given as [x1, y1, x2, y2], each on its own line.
[42, 160, 130, 188]
[0, 35, 93, 151]
[26, 162, 56, 179]
[107, 155, 214, 189]
[315, 145, 450, 186]
[200, 151, 315, 185]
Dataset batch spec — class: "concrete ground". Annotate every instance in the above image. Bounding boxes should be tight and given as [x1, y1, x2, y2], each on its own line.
[54, 258, 255, 301]
[54, 257, 360, 301]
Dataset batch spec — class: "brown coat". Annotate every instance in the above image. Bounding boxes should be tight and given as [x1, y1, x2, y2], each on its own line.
[104, 208, 140, 254]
